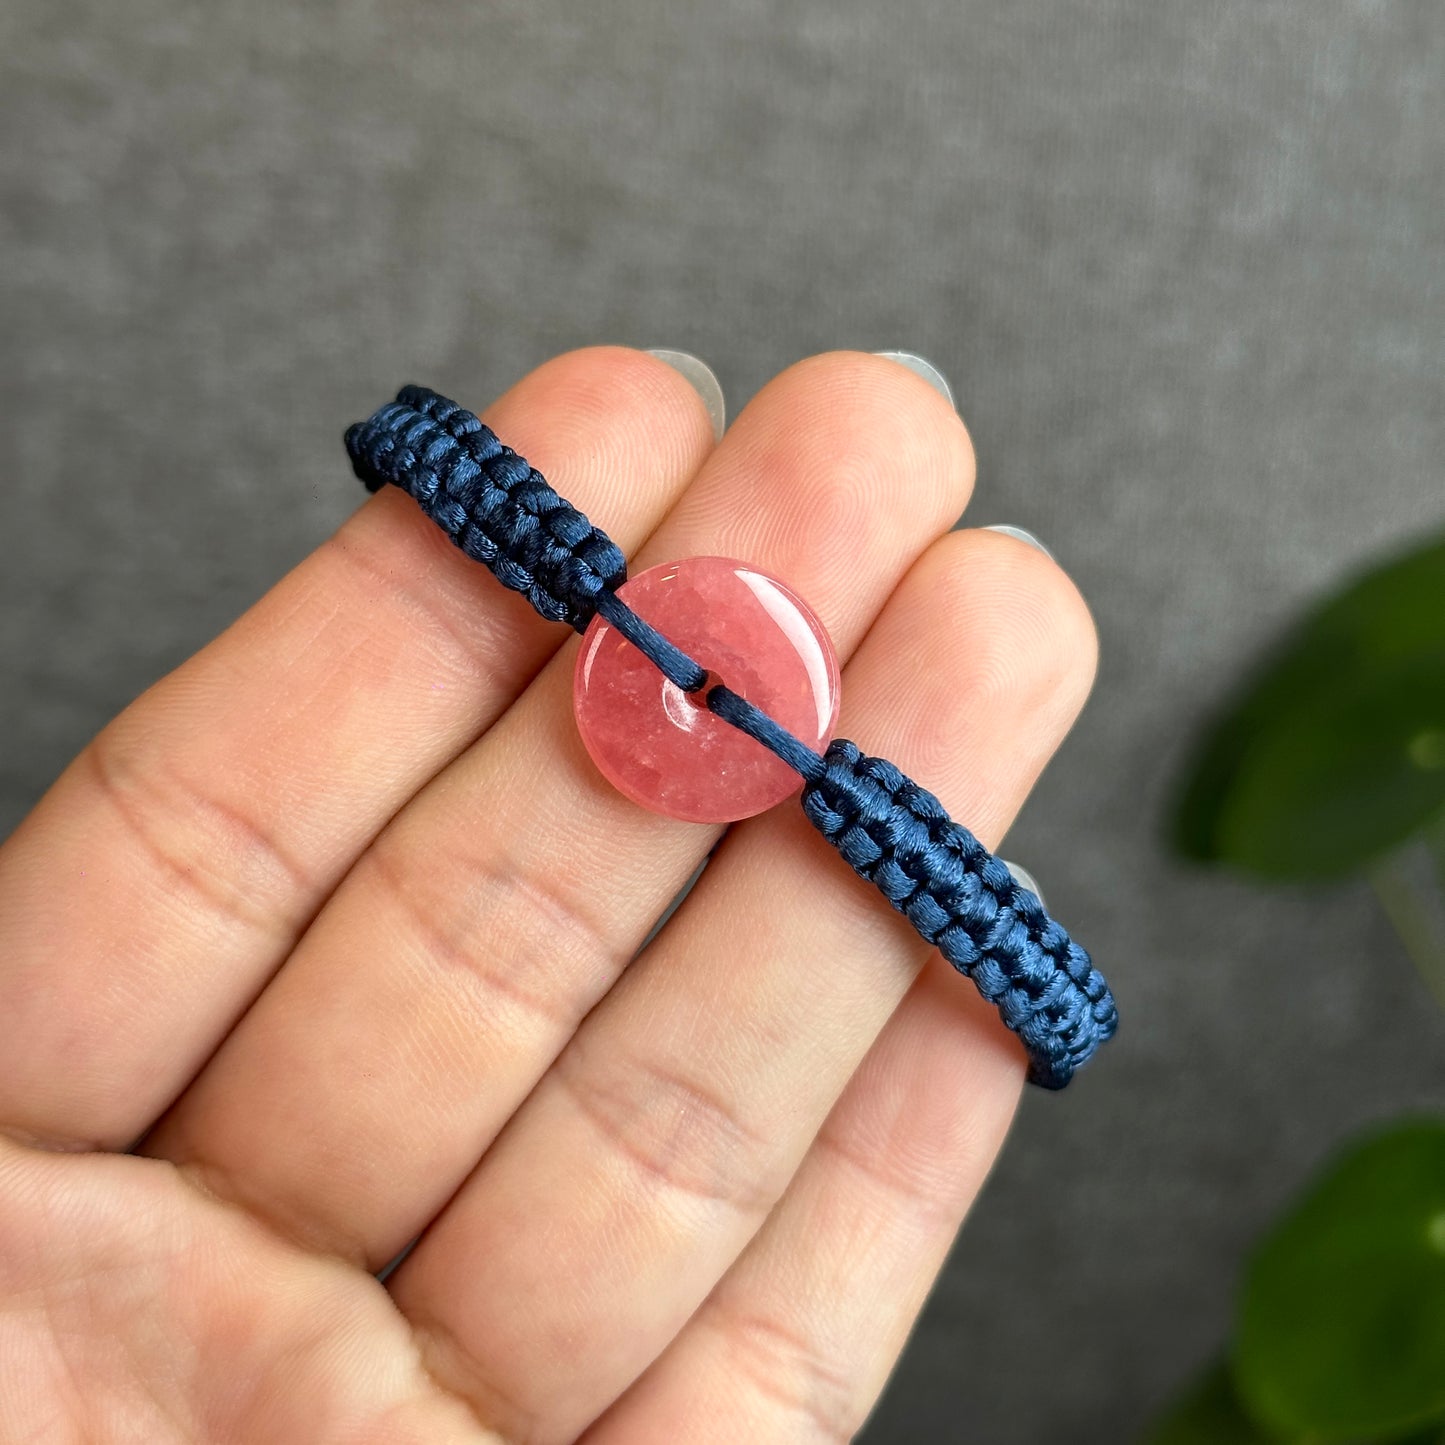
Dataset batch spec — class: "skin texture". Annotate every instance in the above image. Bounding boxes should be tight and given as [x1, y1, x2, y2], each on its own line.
[0, 349, 1098, 1444]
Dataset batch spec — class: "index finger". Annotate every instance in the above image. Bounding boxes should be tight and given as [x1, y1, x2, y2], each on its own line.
[0, 347, 717, 1151]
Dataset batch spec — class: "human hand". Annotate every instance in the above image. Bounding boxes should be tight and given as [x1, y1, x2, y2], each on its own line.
[0, 349, 1097, 1443]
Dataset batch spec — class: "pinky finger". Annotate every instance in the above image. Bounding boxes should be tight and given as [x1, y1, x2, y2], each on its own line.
[582, 953, 1027, 1444]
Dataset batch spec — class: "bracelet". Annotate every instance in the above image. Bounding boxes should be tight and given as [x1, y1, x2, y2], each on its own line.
[344, 385, 1117, 1089]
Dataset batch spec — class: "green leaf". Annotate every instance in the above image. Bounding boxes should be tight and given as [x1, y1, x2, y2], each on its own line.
[1144, 1360, 1288, 1443]
[1173, 531, 1445, 879]
[1235, 1119, 1445, 1440]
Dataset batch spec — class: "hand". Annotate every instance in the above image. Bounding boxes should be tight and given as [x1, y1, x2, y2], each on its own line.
[0, 349, 1096, 1443]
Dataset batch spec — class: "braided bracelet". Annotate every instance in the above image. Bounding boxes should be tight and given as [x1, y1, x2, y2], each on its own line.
[345, 385, 1117, 1089]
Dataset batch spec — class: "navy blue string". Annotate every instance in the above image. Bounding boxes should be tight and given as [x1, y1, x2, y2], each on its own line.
[344, 385, 626, 629]
[346, 386, 1117, 1089]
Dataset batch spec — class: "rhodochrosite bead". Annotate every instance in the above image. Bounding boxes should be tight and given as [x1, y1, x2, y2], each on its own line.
[574, 557, 841, 823]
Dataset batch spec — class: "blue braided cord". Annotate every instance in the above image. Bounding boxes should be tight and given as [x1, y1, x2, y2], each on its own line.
[794, 740, 1117, 1090]
[345, 387, 1117, 1087]
[344, 386, 627, 630]
[709, 687, 1115, 1087]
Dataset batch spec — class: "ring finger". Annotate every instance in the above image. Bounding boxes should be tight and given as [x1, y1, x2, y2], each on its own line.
[584, 919, 1025, 1441]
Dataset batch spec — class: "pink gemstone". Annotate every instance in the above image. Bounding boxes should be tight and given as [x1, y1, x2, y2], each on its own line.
[573, 557, 841, 823]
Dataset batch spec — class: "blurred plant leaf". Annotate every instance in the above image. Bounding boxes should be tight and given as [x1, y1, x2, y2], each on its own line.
[1235, 1119, 1445, 1440]
[1174, 532, 1445, 879]
[1144, 1360, 1288, 1443]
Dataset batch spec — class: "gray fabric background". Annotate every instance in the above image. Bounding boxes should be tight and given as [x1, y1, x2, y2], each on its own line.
[2, 3, 1442, 1440]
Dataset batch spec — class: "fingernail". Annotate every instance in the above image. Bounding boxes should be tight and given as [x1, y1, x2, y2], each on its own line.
[873, 351, 955, 408]
[983, 524, 1055, 562]
[647, 349, 726, 442]
[1002, 860, 1047, 911]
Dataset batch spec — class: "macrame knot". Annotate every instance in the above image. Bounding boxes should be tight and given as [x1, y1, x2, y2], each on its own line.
[344, 385, 627, 630]
[801, 739, 1117, 1089]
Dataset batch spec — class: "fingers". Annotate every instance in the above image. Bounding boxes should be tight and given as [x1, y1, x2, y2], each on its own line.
[583, 956, 1022, 1443]
[144, 352, 974, 1269]
[0, 348, 716, 1150]
[392, 528, 1098, 1443]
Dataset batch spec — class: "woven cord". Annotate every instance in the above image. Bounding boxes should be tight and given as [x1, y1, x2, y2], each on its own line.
[708, 691, 1117, 1088]
[345, 387, 1117, 1088]
[345, 385, 627, 629]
